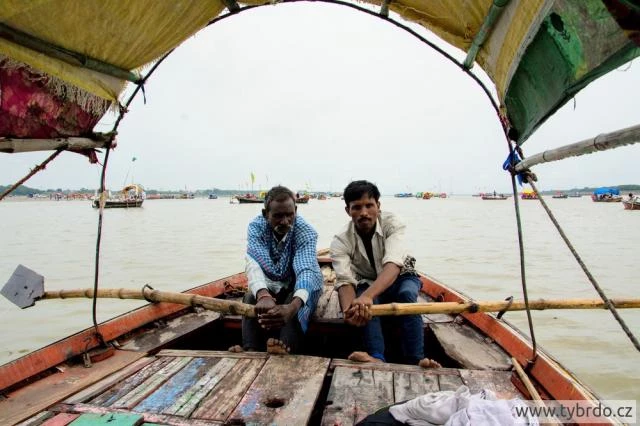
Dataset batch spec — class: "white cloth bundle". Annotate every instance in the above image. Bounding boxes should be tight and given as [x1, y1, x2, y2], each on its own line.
[388, 385, 538, 426]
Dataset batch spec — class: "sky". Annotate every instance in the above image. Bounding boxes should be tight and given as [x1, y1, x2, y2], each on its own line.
[1, 3, 639, 195]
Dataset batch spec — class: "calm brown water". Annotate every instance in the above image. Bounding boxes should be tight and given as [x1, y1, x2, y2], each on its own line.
[0, 196, 638, 401]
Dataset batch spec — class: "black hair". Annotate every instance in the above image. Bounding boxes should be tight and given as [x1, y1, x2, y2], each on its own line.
[264, 185, 296, 210]
[343, 180, 380, 206]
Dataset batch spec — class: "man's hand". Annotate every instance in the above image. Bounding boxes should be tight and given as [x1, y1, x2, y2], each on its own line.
[344, 294, 373, 326]
[255, 291, 276, 315]
[258, 297, 303, 330]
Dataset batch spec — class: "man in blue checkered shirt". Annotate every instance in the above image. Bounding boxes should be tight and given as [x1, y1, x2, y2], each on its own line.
[229, 185, 323, 354]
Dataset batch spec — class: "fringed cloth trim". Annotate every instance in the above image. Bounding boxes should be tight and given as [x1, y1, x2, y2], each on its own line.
[0, 54, 113, 117]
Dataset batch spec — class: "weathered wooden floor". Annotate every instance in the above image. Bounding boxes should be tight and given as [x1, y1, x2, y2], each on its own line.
[22, 349, 521, 426]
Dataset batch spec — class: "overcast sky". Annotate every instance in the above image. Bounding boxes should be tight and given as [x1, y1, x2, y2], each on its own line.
[2, 3, 639, 195]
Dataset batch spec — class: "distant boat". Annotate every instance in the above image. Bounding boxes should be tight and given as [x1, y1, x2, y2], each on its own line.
[296, 195, 310, 204]
[591, 187, 622, 202]
[623, 200, 640, 210]
[92, 184, 145, 209]
[481, 194, 507, 200]
[394, 193, 413, 198]
[568, 193, 582, 198]
[521, 189, 538, 200]
[237, 196, 263, 204]
[208, 194, 218, 199]
[552, 193, 568, 199]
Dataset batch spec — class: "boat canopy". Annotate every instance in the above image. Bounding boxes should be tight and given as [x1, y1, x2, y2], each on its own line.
[0, 0, 639, 147]
[593, 187, 620, 195]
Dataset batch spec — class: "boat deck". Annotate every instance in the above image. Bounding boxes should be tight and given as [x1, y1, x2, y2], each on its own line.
[26, 350, 521, 426]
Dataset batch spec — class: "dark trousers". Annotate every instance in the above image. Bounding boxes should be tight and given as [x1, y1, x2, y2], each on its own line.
[357, 274, 424, 364]
[242, 288, 304, 353]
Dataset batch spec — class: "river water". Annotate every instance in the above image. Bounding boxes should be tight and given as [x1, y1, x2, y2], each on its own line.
[0, 195, 638, 402]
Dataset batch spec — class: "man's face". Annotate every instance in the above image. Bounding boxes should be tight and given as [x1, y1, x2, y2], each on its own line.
[264, 197, 296, 237]
[346, 194, 380, 234]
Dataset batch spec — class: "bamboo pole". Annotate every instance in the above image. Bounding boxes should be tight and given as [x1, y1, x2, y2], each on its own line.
[370, 298, 640, 316]
[511, 358, 562, 425]
[35, 289, 640, 317]
[514, 123, 640, 172]
[42, 288, 256, 317]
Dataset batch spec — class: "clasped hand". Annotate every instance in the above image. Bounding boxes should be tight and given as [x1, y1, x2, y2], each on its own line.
[343, 294, 373, 327]
[255, 296, 297, 330]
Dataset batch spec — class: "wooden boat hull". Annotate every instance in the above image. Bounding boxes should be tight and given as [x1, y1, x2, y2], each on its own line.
[236, 197, 264, 204]
[92, 199, 144, 208]
[481, 195, 507, 200]
[0, 259, 613, 425]
[623, 200, 640, 210]
[591, 195, 622, 202]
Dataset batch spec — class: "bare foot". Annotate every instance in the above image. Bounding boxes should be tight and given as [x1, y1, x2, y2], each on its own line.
[347, 351, 383, 363]
[266, 338, 290, 355]
[418, 358, 442, 369]
[228, 345, 244, 353]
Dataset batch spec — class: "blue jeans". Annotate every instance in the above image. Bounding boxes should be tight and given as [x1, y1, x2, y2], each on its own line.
[357, 274, 424, 365]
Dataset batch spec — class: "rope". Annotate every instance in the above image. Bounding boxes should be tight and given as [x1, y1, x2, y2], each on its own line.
[505, 149, 538, 362]
[526, 180, 640, 352]
[0, 149, 63, 201]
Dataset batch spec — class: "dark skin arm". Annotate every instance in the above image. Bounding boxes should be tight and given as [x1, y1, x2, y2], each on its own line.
[346, 262, 401, 322]
[338, 284, 368, 327]
[256, 288, 304, 330]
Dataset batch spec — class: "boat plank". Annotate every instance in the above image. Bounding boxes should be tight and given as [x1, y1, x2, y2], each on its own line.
[51, 403, 222, 426]
[67, 412, 144, 426]
[228, 355, 330, 425]
[111, 356, 193, 409]
[393, 371, 439, 403]
[65, 357, 157, 404]
[164, 357, 237, 417]
[40, 413, 80, 426]
[431, 323, 512, 370]
[157, 349, 268, 359]
[330, 359, 460, 375]
[0, 350, 145, 426]
[459, 369, 521, 399]
[119, 311, 221, 353]
[322, 366, 394, 426]
[132, 357, 215, 413]
[192, 357, 265, 421]
[438, 371, 465, 391]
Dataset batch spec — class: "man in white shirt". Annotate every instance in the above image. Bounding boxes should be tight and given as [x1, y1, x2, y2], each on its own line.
[230, 186, 323, 354]
[331, 180, 441, 368]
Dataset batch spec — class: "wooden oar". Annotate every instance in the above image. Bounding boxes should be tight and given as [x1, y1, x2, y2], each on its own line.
[40, 288, 257, 317]
[3, 266, 638, 317]
[10, 288, 640, 318]
[369, 298, 640, 316]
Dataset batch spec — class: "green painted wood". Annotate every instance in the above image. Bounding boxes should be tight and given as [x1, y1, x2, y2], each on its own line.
[69, 412, 144, 426]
